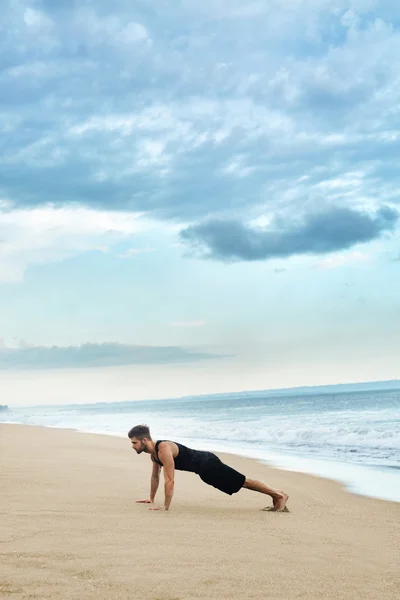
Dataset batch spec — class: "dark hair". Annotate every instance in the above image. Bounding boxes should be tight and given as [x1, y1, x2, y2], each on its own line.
[127, 424, 152, 440]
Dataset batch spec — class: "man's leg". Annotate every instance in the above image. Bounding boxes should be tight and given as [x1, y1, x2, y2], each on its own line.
[242, 478, 289, 511]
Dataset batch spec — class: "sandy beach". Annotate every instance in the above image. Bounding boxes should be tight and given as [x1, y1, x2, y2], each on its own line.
[1, 424, 399, 600]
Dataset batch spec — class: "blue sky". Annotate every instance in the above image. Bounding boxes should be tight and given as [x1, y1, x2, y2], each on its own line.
[1, 0, 399, 404]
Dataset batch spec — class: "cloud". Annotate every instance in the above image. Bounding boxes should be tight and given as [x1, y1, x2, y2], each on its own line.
[0, 342, 223, 370]
[0, 203, 153, 281]
[1, 338, 36, 349]
[117, 247, 156, 258]
[180, 206, 398, 262]
[24, 7, 55, 30]
[1, 1, 400, 264]
[315, 250, 369, 269]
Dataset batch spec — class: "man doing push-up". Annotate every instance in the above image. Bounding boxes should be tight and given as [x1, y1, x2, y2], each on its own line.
[128, 424, 289, 512]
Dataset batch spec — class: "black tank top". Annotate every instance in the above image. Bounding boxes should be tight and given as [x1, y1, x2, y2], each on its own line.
[154, 440, 217, 475]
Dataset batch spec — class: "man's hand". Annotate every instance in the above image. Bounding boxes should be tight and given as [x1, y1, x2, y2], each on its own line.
[136, 499, 153, 503]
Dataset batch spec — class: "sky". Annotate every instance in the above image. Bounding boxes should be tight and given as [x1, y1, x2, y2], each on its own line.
[1, 0, 400, 405]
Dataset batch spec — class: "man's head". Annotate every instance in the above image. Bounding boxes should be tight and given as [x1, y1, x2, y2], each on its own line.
[128, 424, 153, 454]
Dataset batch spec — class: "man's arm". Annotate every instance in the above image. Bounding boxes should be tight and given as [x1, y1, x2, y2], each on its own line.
[136, 458, 160, 503]
[150, 458, 161, 502]
[155, 444, 175, 511]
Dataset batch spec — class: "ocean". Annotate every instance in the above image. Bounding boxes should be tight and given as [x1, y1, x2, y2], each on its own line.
[2, 388, 399, 503]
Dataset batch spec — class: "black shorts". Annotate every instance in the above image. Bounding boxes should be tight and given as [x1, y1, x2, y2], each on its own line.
[199, 456, 246, 495]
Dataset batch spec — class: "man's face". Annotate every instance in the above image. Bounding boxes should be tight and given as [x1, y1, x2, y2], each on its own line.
[130, 437, 146, 454]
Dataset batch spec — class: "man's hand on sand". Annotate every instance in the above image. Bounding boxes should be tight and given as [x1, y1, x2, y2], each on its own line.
[136, 499, 153, 503]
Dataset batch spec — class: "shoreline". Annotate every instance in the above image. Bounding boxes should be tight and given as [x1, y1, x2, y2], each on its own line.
[1, 423, 399, 600]
[2, 420, 399, 504]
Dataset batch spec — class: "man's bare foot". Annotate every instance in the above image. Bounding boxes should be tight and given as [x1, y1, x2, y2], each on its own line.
[262, 505, 290, 512]
[274, 491, 288, 511]
[261, 490, 289, 512]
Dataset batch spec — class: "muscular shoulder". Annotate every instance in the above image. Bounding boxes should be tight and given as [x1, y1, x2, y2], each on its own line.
[158, 440, 178, 458]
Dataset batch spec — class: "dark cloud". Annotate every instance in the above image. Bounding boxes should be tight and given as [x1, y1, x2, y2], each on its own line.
[180, 206, 399, 262]
[0, 342, 225, 370]
[1, 1, 400, 238]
